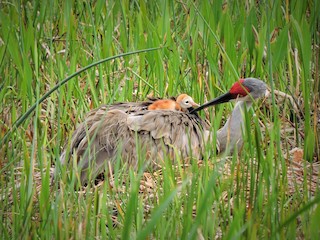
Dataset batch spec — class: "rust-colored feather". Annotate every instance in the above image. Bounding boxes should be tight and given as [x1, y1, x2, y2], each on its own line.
[148, 94, 199, 112]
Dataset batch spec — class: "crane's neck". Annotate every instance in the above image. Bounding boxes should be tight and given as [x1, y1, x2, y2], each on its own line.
[217, 100, 253, 154]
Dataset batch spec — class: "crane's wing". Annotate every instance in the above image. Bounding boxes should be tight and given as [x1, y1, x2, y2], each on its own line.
[126, 110, 210, 156]
[59, 104, 211, 184]
[99, 100, 153, 113]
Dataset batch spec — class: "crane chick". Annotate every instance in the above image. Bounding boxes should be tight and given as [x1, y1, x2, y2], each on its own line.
[148, 94, 199, 112]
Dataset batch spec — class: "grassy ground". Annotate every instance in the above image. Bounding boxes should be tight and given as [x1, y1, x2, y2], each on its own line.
[1, 0, 319, 239]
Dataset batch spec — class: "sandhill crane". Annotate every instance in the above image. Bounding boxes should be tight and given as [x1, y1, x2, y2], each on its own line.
[59, 78, 268, 183]
[148, 94, 199, 112]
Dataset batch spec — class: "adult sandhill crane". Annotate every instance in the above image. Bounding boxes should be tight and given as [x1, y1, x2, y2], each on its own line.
[148, 94, 199, 112]
[59, 78, 267, 183]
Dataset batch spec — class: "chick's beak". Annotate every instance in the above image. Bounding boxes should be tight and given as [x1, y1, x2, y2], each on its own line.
[191, 101, 200, 107]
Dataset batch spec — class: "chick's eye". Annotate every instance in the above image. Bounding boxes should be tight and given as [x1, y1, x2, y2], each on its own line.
[185, 100, 189, 104]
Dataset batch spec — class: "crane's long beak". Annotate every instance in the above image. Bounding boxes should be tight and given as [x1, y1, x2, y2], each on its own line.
[191, 101, 200, 107]
[190, 92, 233, 113]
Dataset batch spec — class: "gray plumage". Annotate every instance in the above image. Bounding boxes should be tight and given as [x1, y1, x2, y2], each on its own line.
[60, 99, 211, 183]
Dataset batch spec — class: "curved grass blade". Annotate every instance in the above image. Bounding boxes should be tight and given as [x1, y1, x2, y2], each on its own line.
[0, 46, 163, 147]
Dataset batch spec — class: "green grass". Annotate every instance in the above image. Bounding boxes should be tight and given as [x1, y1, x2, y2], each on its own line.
[1, 0, 319, 239]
